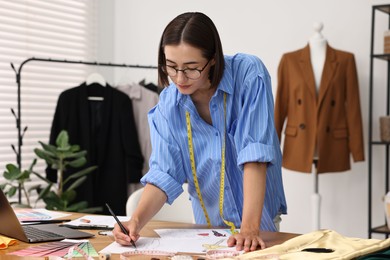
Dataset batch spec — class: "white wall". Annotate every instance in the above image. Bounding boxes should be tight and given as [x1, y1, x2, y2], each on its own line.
[97, 0, 390, 239]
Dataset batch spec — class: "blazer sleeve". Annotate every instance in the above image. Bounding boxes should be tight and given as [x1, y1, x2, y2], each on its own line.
[274, 54, 289, 142]
[346, 54, 365, 162]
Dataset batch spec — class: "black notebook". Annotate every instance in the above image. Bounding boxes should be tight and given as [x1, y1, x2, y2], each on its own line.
[0, 189, 94, 243]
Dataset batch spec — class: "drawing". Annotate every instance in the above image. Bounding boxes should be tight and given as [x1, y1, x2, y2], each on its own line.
[212, 230, 226, 237]
[202, 239, 228, 251]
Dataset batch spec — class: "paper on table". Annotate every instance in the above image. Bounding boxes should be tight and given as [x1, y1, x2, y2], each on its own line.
[63, 215, 129, 229]
[14, 208, 71, 222]
[99, 236, 236, 254]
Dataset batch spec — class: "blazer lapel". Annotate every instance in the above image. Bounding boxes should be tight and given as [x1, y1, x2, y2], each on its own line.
[299, 45, 317, 100]
[317, 44, 338, 111]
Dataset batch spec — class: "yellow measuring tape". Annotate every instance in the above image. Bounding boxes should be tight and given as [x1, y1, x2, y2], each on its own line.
[186, 93, 237, 234]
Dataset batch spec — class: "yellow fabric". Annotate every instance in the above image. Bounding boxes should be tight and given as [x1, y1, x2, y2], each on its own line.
[0, 234, 17, 249]
[224, 229, 390, 260]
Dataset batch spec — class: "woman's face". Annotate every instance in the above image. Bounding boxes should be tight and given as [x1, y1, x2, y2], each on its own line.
[164, 43, 213, 95]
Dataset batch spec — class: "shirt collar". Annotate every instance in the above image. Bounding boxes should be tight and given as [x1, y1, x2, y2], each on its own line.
[175, 60, 233, 105]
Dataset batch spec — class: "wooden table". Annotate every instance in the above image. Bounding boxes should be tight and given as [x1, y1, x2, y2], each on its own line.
[0, 212, 299, 259]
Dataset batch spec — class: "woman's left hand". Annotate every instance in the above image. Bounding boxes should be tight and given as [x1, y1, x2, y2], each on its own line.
[227, 229, 265, 252]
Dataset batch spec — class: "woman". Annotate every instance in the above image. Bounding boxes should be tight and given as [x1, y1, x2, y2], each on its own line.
[113, 12, 287, 252]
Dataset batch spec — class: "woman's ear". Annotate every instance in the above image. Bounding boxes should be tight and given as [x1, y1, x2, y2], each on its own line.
[210, 57, 216, 67]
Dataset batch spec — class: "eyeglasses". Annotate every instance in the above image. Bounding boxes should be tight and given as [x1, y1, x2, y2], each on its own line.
[163, 59, 211, 80]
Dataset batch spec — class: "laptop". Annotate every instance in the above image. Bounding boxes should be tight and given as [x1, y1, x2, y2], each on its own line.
[0, 189, 94, 243]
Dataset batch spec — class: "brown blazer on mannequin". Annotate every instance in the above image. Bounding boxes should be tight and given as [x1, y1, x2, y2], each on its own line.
[274, 44, 364, 173]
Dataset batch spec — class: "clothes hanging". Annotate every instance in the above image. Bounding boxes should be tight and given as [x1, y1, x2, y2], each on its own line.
[116, 83, 159, 177]
[46, 82, 143, 215]
[274, 44, 364, 173]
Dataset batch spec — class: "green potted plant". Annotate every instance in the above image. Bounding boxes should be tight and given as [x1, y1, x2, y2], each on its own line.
[33, 130, 100, 212]
[1, 130, 99, 212]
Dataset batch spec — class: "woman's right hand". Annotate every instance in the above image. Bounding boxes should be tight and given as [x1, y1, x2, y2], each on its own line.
[112, 219, 141, 246]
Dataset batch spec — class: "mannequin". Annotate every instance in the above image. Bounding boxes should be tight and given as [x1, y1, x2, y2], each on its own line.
[309, 22, 326, 93]
[309, 22, 326, 231]
[275, 20, 364, 230]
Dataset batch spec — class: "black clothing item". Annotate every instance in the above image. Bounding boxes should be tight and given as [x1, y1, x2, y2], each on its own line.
[47, 83, 143, 215]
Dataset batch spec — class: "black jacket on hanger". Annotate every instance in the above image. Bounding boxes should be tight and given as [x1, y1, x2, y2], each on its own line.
[47, 82, 143, 215]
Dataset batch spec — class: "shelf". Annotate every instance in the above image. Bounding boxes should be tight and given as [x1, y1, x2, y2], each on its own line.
[371, 141, 390, 145]
[376, 4, 390, 15]
[371, 225, 390, 234]
[373, 54, 390, 61]
[369, 4, 390, 239]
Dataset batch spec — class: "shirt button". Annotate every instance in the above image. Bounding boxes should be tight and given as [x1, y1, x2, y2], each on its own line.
[225, 186, 230, 191]
[216, 132, 219, 136]
[299, 123, 306, 129]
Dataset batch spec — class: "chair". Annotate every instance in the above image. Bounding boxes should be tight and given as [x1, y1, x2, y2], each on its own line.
[126, 183, 195, 223]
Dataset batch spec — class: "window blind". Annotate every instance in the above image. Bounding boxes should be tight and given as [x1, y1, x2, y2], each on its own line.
[0, 0, 97, 206]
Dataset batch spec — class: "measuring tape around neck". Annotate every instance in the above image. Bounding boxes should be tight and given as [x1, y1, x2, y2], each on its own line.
[186, 93, 237, 234]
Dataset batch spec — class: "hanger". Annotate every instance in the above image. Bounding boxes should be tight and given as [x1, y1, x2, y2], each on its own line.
[138, 78, 160, 93]
[86, 72, 106, 86]
[138, 78, 146, 86]
[86, 72, 106, 101]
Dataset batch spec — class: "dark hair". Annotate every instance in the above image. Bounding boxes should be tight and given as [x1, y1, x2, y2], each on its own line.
[158, 12, 224, 88]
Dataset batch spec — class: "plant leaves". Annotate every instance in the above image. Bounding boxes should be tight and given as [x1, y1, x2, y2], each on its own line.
[28, 158, 37, 171]
[66, 201, 88, 212]
[37, 142, 57, 157]
[4, 164, 21, 180]
[56, 130, 70, 149]
[7, 186, 17, 197]
[31, 171, 52, 184]
[43, 192, 65, 211]
[37, 184, 53, 201]
[20, 170, 31, 181]
[63, 151, 87, 159]
[79, 206, 103, 213]
[67, 157, 86, 168]
[34, 148, 56, 164]
[61, 189, 76, 203]
[65, 176, 87, 191]
[70, 145, 81, 152]
[63, 166, 97, 186]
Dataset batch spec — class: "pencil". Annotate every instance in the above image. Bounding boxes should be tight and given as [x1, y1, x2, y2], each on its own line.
[105, 203, 137, 249]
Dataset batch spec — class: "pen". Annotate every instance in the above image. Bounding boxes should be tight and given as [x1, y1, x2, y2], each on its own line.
[105, 203, 137, 249]
[22, 219, 72, 224]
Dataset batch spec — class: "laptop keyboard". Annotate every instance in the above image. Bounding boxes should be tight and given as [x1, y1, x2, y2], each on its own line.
[22, 225, 65, 242]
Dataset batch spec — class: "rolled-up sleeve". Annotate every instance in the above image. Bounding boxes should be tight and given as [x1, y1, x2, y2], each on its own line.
[235, 73, 279, 168]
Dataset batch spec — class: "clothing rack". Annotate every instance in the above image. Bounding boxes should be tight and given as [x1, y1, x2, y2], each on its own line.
[9, 57, 158, 203]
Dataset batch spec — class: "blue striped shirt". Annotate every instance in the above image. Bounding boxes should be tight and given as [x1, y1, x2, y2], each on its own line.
[141, 53, 287, 231]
